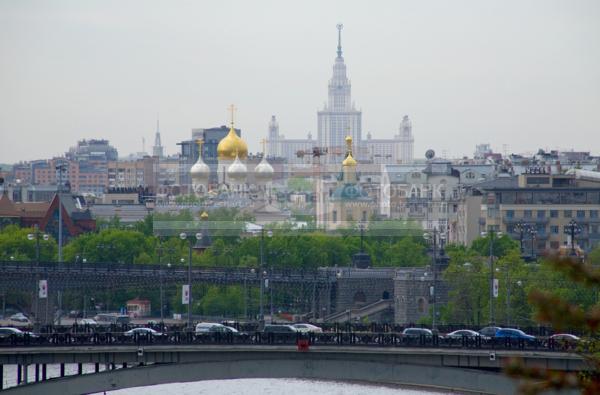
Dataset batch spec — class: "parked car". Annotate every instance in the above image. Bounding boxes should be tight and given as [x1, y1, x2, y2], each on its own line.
[124, 328, 164, 337]
[0, 327, 37, 338]
[495, 328, 536, 342]
[9, 313, 29, 323]
[549, 333, 580, 347]
[445, 329, 488, 340]
[478, 326, 502, 337]
[263, 324, 299, 334]
[402, 328, 433, 337]
[76, 318, 97, 326]
[550, 333, 580, 342]
[196, 322, 228, 334]
[293, 323, 323, 333]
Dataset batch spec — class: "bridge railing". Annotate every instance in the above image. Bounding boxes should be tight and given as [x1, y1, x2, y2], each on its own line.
[0, 331, 580, 353]
[0, 260, 329, 282]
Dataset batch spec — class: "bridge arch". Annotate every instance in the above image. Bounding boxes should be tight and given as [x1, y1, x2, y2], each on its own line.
[6, 353, 519, 395]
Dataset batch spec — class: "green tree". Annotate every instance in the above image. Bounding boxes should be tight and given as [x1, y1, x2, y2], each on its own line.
[442, 248, 488, 325]
[471, 233, 519, 258]
[0, 225, 57, 262]
[588, 246, 600, 265]
[378, 237, 429, 267]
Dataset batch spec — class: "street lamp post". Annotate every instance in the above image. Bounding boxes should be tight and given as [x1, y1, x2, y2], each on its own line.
[179, 232, 202, 329]
[156, 242, 165, 322]
[513, 222, 529, 255]
[529, 228, 537, 259]
[28, 225, 49, 329]
[481, 229, 502, 325]
[424, 227, 445, 331]
[55, 163, 66, 325]
[564, 219, 581, 257]
[259, 228, 273, 326]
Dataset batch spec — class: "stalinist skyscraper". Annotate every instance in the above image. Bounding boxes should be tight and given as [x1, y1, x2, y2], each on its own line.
[317, 24, 362, 163]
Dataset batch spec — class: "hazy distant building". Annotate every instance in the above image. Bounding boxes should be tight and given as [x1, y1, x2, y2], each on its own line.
[267, 26, 415, 166]
[152, 120, 164, 158]
[397, 115, 414, 163]
[66, 139, 118, 162]
[317, 25, 362, 163]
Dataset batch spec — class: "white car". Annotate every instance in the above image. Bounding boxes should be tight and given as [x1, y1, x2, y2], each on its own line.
[195, 322, 238, 334]
[293, 323, 323, 333]
[10, 313, 29, 323]
[76, 318, 97, 326]
[124, 328, 164, 337]
[445, 329, 489, 340]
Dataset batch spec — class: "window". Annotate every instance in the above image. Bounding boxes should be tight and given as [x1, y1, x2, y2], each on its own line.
[550, 226, 559, 234]
[550, 241, 560, 249]
[591, 210, 599, 219]
[523, 210, 532, 218]
[506, 210, 514, 219]
[332, 210, 337, 223]
[577, 210, 585, 219]
[564, 210, 572, 218]
[550, 210, 558, 218]
[537, 210, 546, 219]
[362, 211, 367, 221]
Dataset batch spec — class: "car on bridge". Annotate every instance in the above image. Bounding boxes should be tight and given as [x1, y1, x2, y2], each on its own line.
[123, 328, 166, 339]
[548, 333, 580, 349]
[76, 318, 97, 326]
[444, 329, 489, 340]
[495, 328, 536, 343]
[263, 324, 299, 334]
[195, 322, 239, 334]
[0, 327, 37, 339]
[478, 326, 502, 337]
[9, 313, 29, 323]
[401, 328, 433, 337]
[293, 323, 322, 333]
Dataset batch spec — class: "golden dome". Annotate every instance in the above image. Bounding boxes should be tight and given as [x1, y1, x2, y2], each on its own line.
[200, 211, 209, 220]
[217, 126, 248, 160]
[342, 153, 357, 167]
[342, 135, 357, 167]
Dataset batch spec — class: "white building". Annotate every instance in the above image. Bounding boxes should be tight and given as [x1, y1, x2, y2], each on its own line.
[317, 25, 362, 163]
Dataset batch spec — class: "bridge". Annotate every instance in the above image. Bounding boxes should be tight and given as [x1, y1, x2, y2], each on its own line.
[0, 333, 586, 394]
[0, 261, 332, 291]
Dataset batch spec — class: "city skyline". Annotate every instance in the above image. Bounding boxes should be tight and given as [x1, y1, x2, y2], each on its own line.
[1, 0, 599, 163]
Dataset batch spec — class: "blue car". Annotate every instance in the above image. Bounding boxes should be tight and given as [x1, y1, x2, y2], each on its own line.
[495, 328, 536, 342]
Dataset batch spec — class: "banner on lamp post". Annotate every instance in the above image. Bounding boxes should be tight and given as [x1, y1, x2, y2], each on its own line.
[182, 284, 190, 305]
[38, 280, 48, 299]
[493, 279, 499, 298]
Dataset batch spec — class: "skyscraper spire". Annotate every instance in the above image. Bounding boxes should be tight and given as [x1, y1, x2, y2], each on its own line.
[153, 116, 164, 158]
[336, 23, 343, 58]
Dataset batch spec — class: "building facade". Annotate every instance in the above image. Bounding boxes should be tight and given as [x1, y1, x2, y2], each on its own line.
[474, 170, 600, 254]
[317, 25, 362, 163]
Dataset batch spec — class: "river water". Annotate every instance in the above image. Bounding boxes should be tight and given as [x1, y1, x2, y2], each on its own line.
[3, 365, 456, 394]
[101, 379, 454, 394]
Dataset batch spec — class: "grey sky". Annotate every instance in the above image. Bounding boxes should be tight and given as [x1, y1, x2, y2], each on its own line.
[1, 0, 599, 163]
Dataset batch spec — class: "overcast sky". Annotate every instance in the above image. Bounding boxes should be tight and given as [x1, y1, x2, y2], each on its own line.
[1, 0, 599, 163]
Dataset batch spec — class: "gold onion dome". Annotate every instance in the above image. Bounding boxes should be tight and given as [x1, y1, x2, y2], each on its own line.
[227, 152, 248, 183]
[217, 126, 248, 160]
[190, 140, 210, 184]
[342, 136, 357, 167]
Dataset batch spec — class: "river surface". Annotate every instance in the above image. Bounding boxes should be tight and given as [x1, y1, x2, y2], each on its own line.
[2, 364, 456, 394]
[101, 379, 455, 395]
